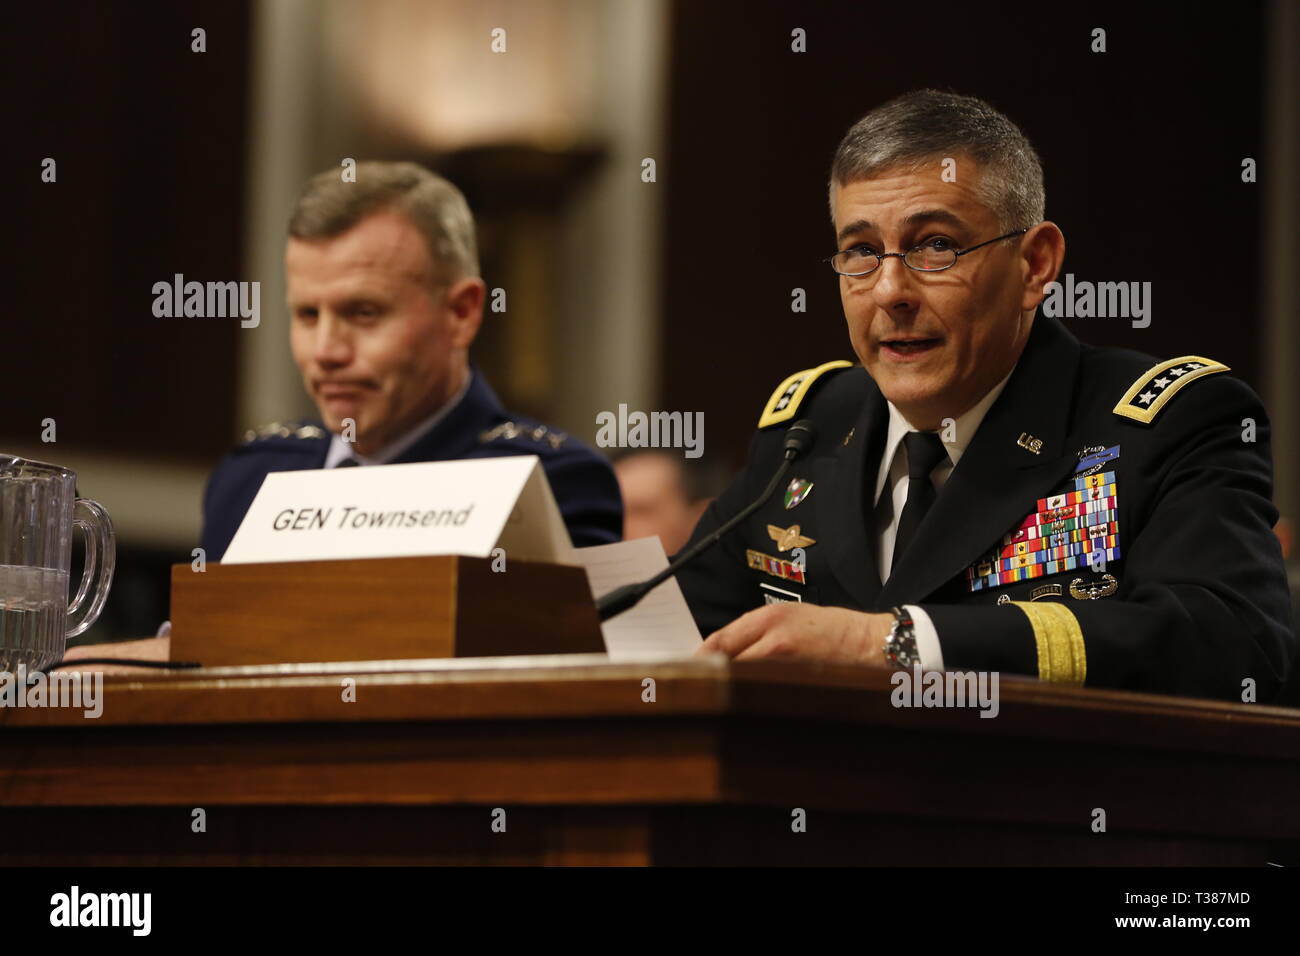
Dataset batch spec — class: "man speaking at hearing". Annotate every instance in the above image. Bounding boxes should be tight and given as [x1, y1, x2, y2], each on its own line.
[681, 90, 1295, 703]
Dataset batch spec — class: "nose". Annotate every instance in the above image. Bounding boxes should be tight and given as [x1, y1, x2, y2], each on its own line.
[312, 312, 354, 369]
[869, 255, 921, 316]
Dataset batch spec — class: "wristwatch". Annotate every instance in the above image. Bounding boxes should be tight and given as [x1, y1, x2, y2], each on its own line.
[882, 606, 920, 671]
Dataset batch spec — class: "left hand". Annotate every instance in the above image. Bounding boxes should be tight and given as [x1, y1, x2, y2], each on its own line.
[694, 603, 896, 667]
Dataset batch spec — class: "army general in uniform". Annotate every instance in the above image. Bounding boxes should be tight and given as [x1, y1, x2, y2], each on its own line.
[201, 162, 622, 559]
[679, 91, 1295, 703]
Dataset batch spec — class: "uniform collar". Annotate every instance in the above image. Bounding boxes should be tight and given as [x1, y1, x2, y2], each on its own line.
[813, 314, 1084, 610]
[324, 370, 475, 468]
[874, 365, 1016, 504]
[877, 314, 1084, 605]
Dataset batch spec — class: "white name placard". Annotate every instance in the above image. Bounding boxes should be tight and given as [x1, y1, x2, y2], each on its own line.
[220, 456, 574, 565]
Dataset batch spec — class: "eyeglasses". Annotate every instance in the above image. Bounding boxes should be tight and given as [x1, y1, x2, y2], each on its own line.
[825, 227, 1030, 277]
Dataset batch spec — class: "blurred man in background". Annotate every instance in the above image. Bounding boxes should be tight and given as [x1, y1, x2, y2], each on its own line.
[612, 449, 729, 555]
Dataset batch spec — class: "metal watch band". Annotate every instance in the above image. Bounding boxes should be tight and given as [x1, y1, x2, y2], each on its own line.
[882, 605, 920, 671]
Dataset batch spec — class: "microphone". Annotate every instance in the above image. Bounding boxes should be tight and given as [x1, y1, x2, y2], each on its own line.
[596, 419, 818, 622]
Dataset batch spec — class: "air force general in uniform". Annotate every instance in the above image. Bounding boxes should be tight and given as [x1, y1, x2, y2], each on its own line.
[200, 161, 621, 561]
[679, 91, 1295, 703]
[202, 369, 621, 560]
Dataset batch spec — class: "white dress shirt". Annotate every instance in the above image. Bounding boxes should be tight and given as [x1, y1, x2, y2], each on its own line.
[323, 372, 474, 468]
[874, 367, 1015, 672]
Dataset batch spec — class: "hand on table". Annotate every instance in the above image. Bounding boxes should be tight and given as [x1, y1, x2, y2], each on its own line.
[695, 603, 896, 667]
[60, 635, 172, 674]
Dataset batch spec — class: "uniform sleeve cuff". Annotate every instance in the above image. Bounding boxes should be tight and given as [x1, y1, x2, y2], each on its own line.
[903, 604, 944, 672]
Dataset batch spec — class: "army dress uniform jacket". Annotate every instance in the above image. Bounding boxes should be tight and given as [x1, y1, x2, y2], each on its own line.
[675, 314, 1295, 703]
[200, 371, 623, 560]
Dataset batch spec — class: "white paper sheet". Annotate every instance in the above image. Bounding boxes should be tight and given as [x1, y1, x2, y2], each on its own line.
[572, 537, 703, 661]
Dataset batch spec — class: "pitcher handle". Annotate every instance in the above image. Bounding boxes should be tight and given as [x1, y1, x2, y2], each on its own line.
[66, 498, 116, 638]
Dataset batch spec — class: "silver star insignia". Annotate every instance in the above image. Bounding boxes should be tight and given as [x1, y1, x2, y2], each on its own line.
[1169, 367, 1188, 377]
[1138, 390, 1156, 405]
[1154, 376, 1171, 389]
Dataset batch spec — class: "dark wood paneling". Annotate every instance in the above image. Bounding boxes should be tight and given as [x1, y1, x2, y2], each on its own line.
[6, 0, 251, 462]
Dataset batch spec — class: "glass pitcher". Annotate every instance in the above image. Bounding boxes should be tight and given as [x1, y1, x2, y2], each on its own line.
[0, 454, 115, 672]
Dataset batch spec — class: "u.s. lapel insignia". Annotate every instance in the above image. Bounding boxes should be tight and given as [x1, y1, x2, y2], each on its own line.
[1069, 573, 1118, 600]
[784, 478, 813, 509]
[767, 523, 815, 552]
[746, 549, 806, 584]
[1017, 432, 1043, 454]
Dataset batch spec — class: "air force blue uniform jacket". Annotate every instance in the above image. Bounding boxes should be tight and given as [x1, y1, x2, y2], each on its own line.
[200, 372, 622, 561]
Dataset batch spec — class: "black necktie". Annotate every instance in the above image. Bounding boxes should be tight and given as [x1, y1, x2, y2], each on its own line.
[891, 431, 949, 572]
[334, 457, 361, 468]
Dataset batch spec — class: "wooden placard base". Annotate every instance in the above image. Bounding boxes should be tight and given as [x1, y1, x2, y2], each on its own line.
[170, 555, 604, 667]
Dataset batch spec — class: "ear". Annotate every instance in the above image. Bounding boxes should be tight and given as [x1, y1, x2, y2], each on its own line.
[443, 277, 485, 349]
[1019, 221, 1066, 312]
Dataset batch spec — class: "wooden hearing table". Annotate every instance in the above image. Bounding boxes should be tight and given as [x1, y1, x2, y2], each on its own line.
[1, 653, 1297, 865]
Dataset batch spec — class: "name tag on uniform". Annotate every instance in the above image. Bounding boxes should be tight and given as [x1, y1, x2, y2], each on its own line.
[760, 583, 802, 605]
[221, 456, 573, 565]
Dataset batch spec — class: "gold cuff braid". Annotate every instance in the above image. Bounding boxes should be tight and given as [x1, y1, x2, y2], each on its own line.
[1009, 601, 1087, 685]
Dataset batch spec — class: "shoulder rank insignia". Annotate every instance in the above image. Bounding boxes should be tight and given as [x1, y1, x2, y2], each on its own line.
[758, 360, 854, 428]
[243, 422, 328, 443]
[479, 421, 567, 450]
[1112, 355, 1229, 424]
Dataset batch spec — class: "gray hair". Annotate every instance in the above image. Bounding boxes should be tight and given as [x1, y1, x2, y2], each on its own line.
[829, 90, 1045, 232]
[288, 161, 479, 280]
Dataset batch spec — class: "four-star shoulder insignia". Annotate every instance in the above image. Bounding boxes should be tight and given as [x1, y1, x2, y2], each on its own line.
[243, 422, 329, 443]
[758, 360, 854, 428]
[1112, 355, 1230, 424]
[479, 421, 568, 450]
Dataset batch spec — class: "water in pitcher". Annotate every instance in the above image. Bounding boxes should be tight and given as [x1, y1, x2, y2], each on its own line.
[0, 564, 69, 672]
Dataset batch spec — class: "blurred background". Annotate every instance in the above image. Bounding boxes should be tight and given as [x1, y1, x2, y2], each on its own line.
[3, 0, 1296, 643]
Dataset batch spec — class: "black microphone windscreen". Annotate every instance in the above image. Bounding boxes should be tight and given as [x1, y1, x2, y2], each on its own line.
[784, 419, 817, 458]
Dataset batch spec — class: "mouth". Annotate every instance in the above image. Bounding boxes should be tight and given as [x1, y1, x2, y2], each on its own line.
[317, 382, 372, 398]
[878, 336, 943, 360]
[315, 383, 374, 412]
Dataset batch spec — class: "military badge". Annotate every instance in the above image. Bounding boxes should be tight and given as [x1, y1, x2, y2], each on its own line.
[1017, 432, 1043, 454]
[1069, 573, 1118, 600]
[767, 524, 815, 552]
[1112, 356, 1229, 424]
[784, 478, 813, 509]
[746, 549, 806, 584]
[1075, 444, 1119, 476]
[966, 469, 1122, 593]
